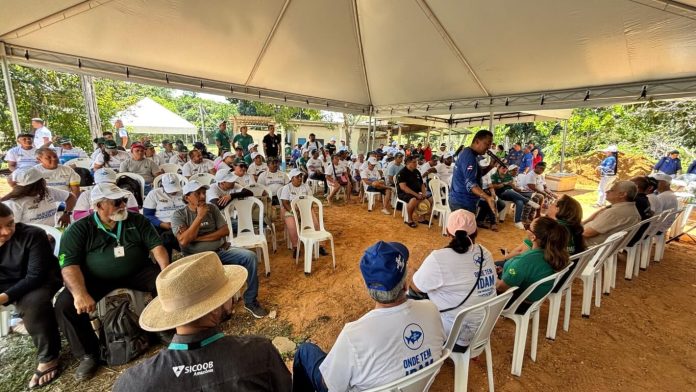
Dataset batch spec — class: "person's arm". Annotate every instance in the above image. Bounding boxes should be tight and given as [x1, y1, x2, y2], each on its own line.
[175, 206, 208, 248]
[57, 192, 76, 228]
[119, 160, 128, 173]
[120, 136, 128, 148]
[582, 227, 600, 239]
[62, 266, 95, 314]
[195, 205, 229, 242]
[7, 161, 17, 172]
[150, 245, 169, 270]
[143, 207, 165, 228]
[2, 229, 55, 304]
[496, 279, 511, 293]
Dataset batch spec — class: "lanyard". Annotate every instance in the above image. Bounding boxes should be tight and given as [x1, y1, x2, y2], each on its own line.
[169, 333, 225, 351]
[93, 213, 123, 246]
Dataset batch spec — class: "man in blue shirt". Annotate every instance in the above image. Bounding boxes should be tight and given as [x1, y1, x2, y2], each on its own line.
[688, 159, 696, 175]
[654, 150, 681, 177]
[506, 143, 523, 167]
[518, 146, 534, 174]
[449, 130, 496, 213]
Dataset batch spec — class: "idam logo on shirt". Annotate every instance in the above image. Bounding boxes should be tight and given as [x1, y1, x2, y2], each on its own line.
[172, 361, 214, 377]
[402, 323, 424, 350]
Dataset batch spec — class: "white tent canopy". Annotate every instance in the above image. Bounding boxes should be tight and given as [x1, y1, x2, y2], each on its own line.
[2, 0, 696, 117]
[115, 97, 197, 135]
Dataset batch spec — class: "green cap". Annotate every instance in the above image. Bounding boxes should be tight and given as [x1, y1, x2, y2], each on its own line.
[59, 138, 72, 145]
[93, 137, 106, 145]
[162, 139, 172, 146]
[104, 140, 118, 149]
[143, 141, 155, 149]
[177, 145, 189, 153]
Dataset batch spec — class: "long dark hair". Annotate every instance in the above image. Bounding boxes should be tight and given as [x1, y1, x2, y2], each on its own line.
[1, 179, 48, 203]
[611, 151, 619, 175]
[103, 149, 112, 166]
[447, 230, 477, 254]
[554, 195, 586, 254]
[530, 217, 569, 271]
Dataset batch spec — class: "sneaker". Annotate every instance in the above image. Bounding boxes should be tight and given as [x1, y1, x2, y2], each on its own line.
[527, 200, 540, 209]
[381, 208, 390, 215]
[74, 354, 99, 381]
[514, 222, 525, 230]
[244, 302, 269, 319]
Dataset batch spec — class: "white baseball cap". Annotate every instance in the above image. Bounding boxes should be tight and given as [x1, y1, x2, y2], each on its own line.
[182, 180, 209, 195]
[330, 137, 336, 142]
[161, 173, 182, 193]
[391, 141, 398, 146]
[90, 183, 129, 204]
[93, 168, 118, 184]
[221, 152, 235, 160]
[289, 169, 304, 178]
[215, 168, 236, 183]
[13, 167, 44, 186]
[248, 143, 258, 149]
[650, 173, 672, 184]
[251, 152, 260, 160]
[507, 164, 519, 171]
[367, 157, 378, 165]
[443, 152, 453, 159]
[602, 145, 618, 153]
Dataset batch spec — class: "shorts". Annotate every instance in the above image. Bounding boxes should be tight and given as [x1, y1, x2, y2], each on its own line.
[367, 186, 386, 194]
[398, 193, 416, 202]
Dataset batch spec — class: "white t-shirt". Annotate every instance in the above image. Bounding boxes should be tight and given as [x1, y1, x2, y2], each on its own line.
[233, 173, 256, 188]
[412, 246, 497, 346]
[436, 163, 454, 185]
[320, 300, 445, 391]
[182, 159, 214, 177]
[33, 126, 52, 148]
[326, 162, 347, 179]
[647, 193, 663, 214]
[350, 161, 363, 177]
[91, 149, 102, 161]
[306, 158, 324, 175]
[74, 190, 139, 216]
[279, 182, 312, 202]
[143, 188, 185, 223]
[205, 183, 244, 203]
[169, 155, 188, 165]
[5, 146, 38, 169]
[93, 150, 130, 171]
[118, 127, 128, 139]
[657, 190, 679, 231]
[257, 170, 289, 196]
[5, 187, 70, 226]
[360, 167, 381, 183]
[247, 162, 268, 177]
[158, 150, 176, 163]
[34, 164, 80, 192]
[517, 171, 545, 192]
[148, 154, 164, 167]
[419, 162, 437, 177]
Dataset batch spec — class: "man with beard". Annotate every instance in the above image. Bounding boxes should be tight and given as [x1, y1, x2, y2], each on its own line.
[54, 183, 170, 381]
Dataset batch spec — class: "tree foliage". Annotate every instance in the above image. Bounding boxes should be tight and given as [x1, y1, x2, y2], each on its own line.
[229, 98, 322, 131]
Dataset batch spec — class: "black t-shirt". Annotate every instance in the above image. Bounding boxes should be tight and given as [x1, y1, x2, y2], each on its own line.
[629, 193, 655, 246]
[262, 133, 281, 158]
[326, 143, 337, 155]
[396, 167, 424, 195]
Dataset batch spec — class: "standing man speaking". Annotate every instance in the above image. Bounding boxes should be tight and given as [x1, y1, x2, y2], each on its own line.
[449, 130, 497, 214]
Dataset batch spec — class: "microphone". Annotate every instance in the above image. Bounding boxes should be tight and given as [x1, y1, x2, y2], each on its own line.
[485, 150, 507, 168]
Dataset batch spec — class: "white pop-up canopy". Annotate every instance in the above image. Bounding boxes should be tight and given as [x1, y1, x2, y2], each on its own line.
[2, 0, 696, 117]
[115, 97, 197, 135]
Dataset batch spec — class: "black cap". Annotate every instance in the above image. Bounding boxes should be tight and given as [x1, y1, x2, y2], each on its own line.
[18, 131, 34, 138]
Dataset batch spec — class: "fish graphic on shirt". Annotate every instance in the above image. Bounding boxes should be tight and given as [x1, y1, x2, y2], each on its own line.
[404, 330, 422, 345]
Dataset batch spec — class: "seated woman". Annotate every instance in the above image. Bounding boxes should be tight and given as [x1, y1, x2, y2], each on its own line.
[1, 167, 75, 227]
[279, 169, 327, 256]
[325, 154, 352, 205]
[410, 209, 497, 352]
[496, 217, 570, 314]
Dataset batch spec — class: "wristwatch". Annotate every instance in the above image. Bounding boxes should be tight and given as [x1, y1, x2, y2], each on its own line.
[64, 211, 73, 215]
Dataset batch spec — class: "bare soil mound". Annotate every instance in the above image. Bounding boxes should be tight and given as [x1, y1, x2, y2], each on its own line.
[553, 153, 654, 186]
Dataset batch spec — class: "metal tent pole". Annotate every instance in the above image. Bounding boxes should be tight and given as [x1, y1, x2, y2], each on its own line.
[560, 120, 568, 173]
[1, 43, 21, 136]
[80, 75, 102, 142]
[488, 110, 494, 132]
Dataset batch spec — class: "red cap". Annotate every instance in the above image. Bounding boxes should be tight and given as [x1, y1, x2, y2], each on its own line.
[130, 142, 144, 151]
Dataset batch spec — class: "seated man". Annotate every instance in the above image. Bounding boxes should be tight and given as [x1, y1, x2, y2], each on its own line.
[361, 157, 392, 215]
[279, 169, 327, 256]
[418, 154, 439, 179]
[143, 173, 186, 259]
[293, 241, 445, 391]
[396, 156, 432, 228]
[306, 148, 328, 194]
[436, 153, 454, 185]
[257, 157, 289, 204]
[582, 181, 641, 246]
[168, 144, 189, 166]
[628, 176, 655, 246]
[143, 141, 164, 166]
[0, 203, 63, 389]
[112, 252, 291, 392]
[5, 131, 38, 172]
[384, 152, 404, 187]
[171, 181, 268, 318]
[206, 169, 253, 210]
[490, 164, 540, 229]
[326, 154, 353, 205]
[73, 168, 140, 220]
[653, 173, 679, 233]
[55, 138, 88, 165]
[55, 184, 170, 381]
[214, 151, 236, 172]
[119, 142, 163, 194]
[181, 148, 215, 178]
[516, 161, 555, 220]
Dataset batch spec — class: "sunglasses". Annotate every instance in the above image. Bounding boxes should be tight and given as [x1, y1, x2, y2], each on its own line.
[112, 197, 128, 207]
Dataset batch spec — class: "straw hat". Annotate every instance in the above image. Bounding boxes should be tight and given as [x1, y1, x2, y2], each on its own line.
[416, 199, 431, 215]
[139, 252, 248, 332]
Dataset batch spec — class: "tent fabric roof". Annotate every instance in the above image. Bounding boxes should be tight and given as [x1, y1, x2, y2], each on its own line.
[2, 0, 696, 116]
[115, 97, 197, 135]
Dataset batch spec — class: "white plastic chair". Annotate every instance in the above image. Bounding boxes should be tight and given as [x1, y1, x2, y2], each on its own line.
[445, 288, 517, 392]
[291, 196, 336, 275]
[428, 177, 450, 235]
[28, 223, 62, 256]
[278, 187, 294, 251]
[653, 208, 682, 262]
[604, 221, 643, 292]
[362, 181, 382, 212]
[498, 200, 514, 223]
[392, 175, 409, 222]
[620, 216, 659, 280]
[68, 157, 92, 170]
[0, 305, 15, 337]
[152, 173, 188, 189]
[637, 210, 670, 272]
[245, 183, 277, 253]
[501, 264, 571, 376]
[159, 163, 181, 174]
[361, 349, 451, 392]
[545, 244, 607, 340]
[189, 172, 215, 186]
[578, 231, 627, 318]
[307, 177, 324, 196]
[224, 197, 271, 276]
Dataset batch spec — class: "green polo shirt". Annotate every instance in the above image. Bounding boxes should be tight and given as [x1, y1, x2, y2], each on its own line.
[491, 172, 514, 192]
[214, 130, 231, 152]
[233, 133, 254, 154]
[502, 248, 554, 302]
[58, 213, 162, 280]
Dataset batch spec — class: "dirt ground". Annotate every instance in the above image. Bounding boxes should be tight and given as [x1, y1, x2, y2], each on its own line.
[1, 186, 695, 391]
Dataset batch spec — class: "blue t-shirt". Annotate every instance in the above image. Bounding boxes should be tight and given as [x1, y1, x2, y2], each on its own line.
[599, 156, 616, 176]
[654, 157, 681, 175]
[688, 160, 696, 175]
[450, 147, 481, 206]
[519, 152, 533, 173]
[507, 149, 523, 167]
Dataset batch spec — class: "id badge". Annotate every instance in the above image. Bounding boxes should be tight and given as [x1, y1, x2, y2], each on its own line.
[114, 246, 125, 258]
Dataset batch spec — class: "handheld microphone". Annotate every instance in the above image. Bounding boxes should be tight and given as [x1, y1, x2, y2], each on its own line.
[485, 150, 507, 168]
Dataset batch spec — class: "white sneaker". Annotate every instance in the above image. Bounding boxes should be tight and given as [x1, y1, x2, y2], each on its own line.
[527, 200, 540, 209]
[381, 208, 390, 215]
[514, 222, 525, 230]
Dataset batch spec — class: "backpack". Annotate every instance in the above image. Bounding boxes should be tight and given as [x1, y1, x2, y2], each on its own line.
[73, 167, 94, 187]
[99, 301, 149, 366]
[116, 176, 143, 207]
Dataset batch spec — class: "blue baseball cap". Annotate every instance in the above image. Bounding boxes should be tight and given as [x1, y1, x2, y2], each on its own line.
[360, 241, 409, 291]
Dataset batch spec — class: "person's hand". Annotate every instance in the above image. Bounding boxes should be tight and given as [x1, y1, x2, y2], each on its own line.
[58, 213, 71, 228]
[160, 222, 172, 230]
[417, 192, 425, 200]
[0, 293, 9, 306]
[484, 194, 496, 212]
[196, 203, 209, 217]
[217, 194, 231, 207]
[74, 293, 96, 314]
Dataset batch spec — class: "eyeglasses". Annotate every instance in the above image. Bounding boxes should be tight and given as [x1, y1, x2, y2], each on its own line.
[112, 197, 128, 207]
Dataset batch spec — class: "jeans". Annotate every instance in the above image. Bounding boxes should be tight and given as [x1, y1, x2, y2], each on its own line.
[12, 283, 62, 363]
[499, 189, 531, 223]
[55, 264, 160, 358]
[293, 342, 329, 392]
[216, 248, 259, 306]
[519, 192, 544, 222]
[449, 198, 478, 213]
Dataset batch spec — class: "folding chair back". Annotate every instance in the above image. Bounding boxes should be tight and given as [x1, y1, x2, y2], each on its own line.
[159, 163, 181, 174]
[27, 223, 62, 256]
[189, 172, 215, 186]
